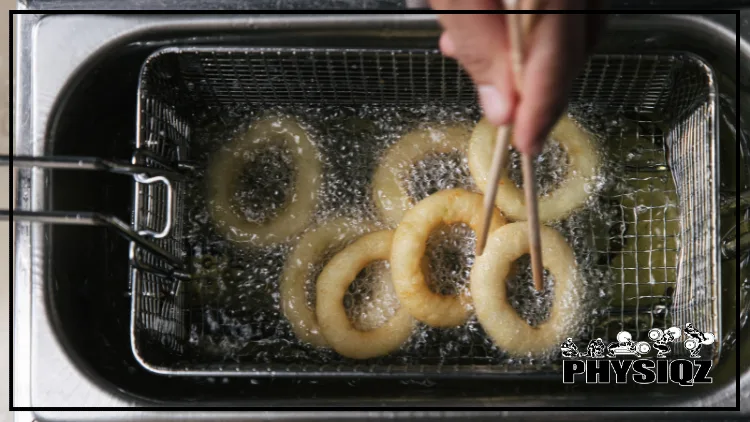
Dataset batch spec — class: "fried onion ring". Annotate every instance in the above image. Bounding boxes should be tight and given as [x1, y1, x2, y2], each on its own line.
[471, 222, 584, 357]
[207, 115, 322, 246]
[390, 188, 506, 327]
[316, 230, 414, 359]
[468, 115, 599, 222]
[280, 218, 374, 347]
[373, 124, 472, 227]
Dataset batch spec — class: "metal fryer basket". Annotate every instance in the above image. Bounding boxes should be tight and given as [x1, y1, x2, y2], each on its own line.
[131, 47, 720, 377]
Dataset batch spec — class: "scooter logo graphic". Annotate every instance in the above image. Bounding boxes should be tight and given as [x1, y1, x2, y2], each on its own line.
[560, 323, 715, 386]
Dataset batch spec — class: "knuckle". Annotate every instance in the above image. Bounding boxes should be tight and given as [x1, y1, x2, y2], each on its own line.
[438, 33, 455, 58]
[453, 51, 495, 82]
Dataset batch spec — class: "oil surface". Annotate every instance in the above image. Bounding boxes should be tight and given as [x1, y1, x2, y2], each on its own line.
[178, 103, 681, 367]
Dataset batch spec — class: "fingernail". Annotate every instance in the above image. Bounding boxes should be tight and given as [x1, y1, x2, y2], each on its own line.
[478, 85, 510, 125]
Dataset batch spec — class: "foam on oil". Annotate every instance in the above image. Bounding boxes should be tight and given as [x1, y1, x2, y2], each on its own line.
[179, 104, 679, 367]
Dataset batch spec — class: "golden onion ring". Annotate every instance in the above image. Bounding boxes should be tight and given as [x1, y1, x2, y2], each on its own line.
[373, 124, 472, 227]
[471, 222, 583, 357]
[468, 115, 599, 222]
[280, 217, 375, 347]
[390, 188, 506, 327]
[316, 230, 414, 359]
[207, 115, 322, 246]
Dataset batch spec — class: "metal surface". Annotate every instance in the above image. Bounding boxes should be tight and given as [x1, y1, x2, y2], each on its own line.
[3, 154, 184, 266]
[20, 0, 409, 10]
[5, 210, 183, 266]
[11, 10, 747, 417]
[668, 99, 721, 356]
[18, 0, 750, 9]
[129, 47, 719, 376]
[4, 155, 183, 179]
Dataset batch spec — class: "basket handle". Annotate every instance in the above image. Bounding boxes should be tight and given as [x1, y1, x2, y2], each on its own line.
[720, 189, 750, 260]
[3, 209, 182, 268]
[4, 154, 184, 269]
[4, 154, 185, 179]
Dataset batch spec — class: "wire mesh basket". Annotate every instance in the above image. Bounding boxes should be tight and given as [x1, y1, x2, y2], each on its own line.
[128, 47, 720, 377]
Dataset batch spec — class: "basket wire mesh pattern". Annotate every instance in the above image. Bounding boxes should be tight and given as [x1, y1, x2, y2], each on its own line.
[132, 47, 719, 376]
[132, 97, 191, 355]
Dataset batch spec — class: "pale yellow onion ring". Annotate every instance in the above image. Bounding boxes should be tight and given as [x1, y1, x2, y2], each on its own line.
[280, 218, 375, 347]
[372, 124, 472, 227]
[470, 222, 583, 357]
[468, 115, 599, 222]
[316, 230, 414, 359]
[390, 188, 507, 327]
[207, 116, 322, 247]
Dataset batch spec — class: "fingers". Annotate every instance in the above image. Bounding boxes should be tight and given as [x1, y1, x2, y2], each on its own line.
[431, 7, 517, 126]
[429, 0, 501, 11]
[432, 1, 601, 156]
[512, 13, 586, 155]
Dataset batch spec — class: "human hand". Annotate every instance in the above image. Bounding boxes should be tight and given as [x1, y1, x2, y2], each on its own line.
[430, 0, 606, 155]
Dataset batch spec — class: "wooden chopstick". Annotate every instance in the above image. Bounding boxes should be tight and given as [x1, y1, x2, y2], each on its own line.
[475, 126, 511, 257]
[475, 4, 545, 293]
[509, 5, 544, 293]
[522, 154, 544, 292]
